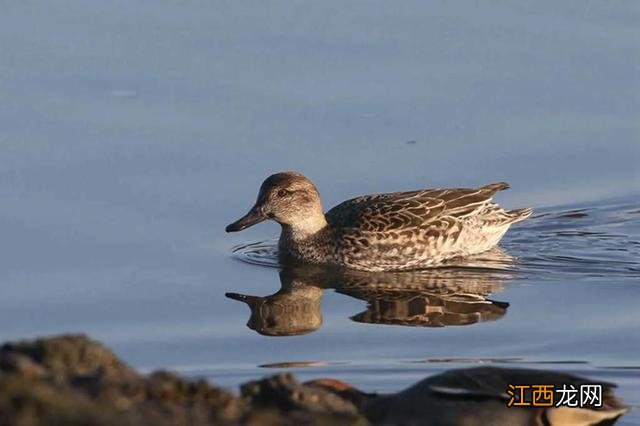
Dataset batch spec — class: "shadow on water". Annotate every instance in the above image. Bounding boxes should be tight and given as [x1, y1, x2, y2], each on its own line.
[227, 248, 514, 336]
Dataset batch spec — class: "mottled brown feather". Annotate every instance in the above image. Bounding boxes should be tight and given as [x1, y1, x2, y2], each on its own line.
[326, 183, 510, 232]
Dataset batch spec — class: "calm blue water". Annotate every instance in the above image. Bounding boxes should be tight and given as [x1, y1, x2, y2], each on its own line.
[1, 1, 638, 423]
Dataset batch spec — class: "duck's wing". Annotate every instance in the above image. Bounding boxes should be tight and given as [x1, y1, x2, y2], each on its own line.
[326, 183, 510, 232]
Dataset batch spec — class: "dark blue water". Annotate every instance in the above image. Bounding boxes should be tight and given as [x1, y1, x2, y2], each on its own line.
[1, 1, 638, 423]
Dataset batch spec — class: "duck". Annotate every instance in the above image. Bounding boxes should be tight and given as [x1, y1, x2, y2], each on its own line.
[225, 172, 532, 271]
[305, 366, 629, 425]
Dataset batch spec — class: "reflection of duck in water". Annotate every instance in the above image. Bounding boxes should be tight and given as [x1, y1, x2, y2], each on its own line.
[327, 257, 510, 328]
[226, 280, 323, 337]
[226, 172, 532, 271]
[226, 250, 512, 335]
[345, 288, 508, 327]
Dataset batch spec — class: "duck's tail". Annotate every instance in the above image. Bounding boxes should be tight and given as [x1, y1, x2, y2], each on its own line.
[481, 182, 510, 194]
[479, 183, 532, 224]
[506, 207, 533, 224]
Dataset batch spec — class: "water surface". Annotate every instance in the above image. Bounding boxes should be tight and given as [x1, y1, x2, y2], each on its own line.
[1, 1, 639, 424]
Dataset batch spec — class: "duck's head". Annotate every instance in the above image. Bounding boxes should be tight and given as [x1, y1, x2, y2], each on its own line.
[226, 172, 325, 233]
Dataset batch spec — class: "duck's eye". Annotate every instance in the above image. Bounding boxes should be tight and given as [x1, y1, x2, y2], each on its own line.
[277, 189, 289, 197]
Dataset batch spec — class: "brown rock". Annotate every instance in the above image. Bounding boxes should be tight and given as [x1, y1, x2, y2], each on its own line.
[0, 334, 367, 426]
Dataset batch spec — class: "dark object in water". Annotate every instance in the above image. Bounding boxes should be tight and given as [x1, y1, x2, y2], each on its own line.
[311, 367, 630, 426]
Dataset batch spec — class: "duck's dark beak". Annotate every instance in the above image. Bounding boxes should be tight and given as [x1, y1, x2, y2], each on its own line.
[225, 205, 267, 232]
[225, 292, 264, 308]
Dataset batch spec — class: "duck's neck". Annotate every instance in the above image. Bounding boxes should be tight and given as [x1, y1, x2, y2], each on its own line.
[280, 213, 329, 242]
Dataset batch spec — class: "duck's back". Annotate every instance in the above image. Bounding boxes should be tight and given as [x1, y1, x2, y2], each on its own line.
[323, 183, 531, 271]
